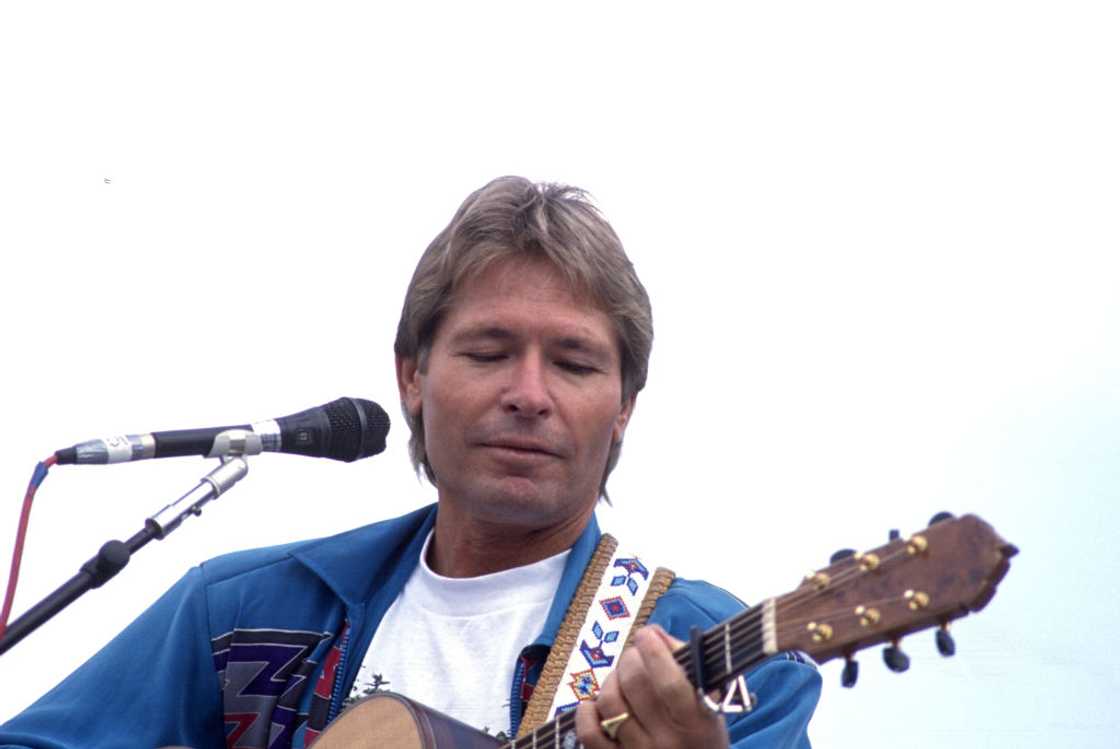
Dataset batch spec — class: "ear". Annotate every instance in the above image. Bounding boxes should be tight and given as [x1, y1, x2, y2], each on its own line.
[396, 354, 423, 418]
[612, 394, 636, 445]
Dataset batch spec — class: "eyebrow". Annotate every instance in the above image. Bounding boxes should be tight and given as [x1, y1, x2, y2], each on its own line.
[554, 336, 612, 360]
[448, 326, 517, 345]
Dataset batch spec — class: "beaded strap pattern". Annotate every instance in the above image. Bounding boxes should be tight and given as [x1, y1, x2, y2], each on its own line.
[516, 534, 675, 738]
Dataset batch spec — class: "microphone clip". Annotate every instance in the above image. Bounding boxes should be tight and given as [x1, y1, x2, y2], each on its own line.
[147, 430, 254, 539]
[205, 428, 264, 460]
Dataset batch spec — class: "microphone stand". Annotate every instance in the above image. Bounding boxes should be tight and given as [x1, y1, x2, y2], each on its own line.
[0, 430, 258, 656]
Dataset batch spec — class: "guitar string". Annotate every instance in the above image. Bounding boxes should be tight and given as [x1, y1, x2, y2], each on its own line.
[773, 542, 921, 618]
[724, 544, 921, 664]
[717, 578, 922, 669]
[504, 616, 769, 747]
[756, 540, 920, 624]
[711, 598, 898, 683]
[504, 711, 579, 749]
[521, 541, 926, 710]
[502, 541, 925, 747]
[690, 542, 926, 684]
[506, 616, 861, 745]
[774, 592, 919, 632]
[504, 609, 766, 743]
[713, 542, 913, 635]
[704, 590, 916, 688]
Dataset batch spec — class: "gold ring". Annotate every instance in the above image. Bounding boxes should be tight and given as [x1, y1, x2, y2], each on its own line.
[599, 711, 630, 740]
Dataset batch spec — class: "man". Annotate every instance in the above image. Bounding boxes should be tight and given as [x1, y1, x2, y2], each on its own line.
[0, 177, 819, 748]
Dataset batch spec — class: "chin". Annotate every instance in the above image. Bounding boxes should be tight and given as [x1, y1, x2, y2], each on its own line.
[466, 478, 572, 527]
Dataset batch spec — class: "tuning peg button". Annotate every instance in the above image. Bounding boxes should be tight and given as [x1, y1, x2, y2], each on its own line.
[830, 548, 856, 564]
[936, 625, 956, 657]
[929, 511, 955, 526]
[841, 657, 859, 688]
[883, 643, 910, 673]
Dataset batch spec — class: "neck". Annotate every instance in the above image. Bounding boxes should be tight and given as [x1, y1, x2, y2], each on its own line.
[428, 501, 593, 578]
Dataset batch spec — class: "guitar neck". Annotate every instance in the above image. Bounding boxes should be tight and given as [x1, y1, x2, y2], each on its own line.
[501, 606, 773, 748]
[673, 604, 775, 692]
[502, 514, 1017, 748]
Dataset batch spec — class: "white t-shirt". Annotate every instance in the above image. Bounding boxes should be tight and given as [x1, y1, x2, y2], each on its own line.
[346, 531, 570, 739]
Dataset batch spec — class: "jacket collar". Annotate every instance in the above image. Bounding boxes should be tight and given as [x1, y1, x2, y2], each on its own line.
[289, 504, 437, 607]
[287, 502, 602, 648]
[533, 513, 602, 647]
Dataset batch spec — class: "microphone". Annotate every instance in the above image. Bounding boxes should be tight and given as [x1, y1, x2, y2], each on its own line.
[53, 397, 390, 465]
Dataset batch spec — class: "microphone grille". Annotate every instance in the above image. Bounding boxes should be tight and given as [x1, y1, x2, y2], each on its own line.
[325, 397, 390, 461]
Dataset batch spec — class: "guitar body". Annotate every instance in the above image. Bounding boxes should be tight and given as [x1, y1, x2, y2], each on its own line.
[314, 692, 503, 749]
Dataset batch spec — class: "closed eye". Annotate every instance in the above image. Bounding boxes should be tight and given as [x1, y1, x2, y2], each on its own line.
[556, 361, 597, 375]
[462, 352, 506, 363]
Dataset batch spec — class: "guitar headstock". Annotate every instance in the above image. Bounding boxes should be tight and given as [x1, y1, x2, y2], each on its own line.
[773, 513, 1017, 666]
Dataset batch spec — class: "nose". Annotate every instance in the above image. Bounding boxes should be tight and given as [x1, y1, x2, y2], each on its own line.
[499, 353, 553, 418]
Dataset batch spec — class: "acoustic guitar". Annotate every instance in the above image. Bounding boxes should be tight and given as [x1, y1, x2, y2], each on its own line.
[315, 513, 1017, 748]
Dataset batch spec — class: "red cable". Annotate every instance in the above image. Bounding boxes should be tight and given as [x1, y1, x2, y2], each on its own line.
[0, 455, 56, 638]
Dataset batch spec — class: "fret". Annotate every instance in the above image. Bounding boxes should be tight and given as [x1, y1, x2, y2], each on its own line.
[723, 621, 732, 675]
[670, 605, 769, 689]
[761, 598, 777, 656]
[513, 605, 770, 749]
[558, 711, 580, 749]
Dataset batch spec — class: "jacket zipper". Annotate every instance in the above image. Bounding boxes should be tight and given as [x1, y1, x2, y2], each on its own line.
[508, 652, 528, 738]
[326, 623, 352, 725]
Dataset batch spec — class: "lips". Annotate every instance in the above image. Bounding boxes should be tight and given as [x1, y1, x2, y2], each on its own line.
[481, 440, 559, 457]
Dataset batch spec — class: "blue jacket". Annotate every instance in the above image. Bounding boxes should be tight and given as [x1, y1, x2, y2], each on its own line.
[0, 505, 819, 748]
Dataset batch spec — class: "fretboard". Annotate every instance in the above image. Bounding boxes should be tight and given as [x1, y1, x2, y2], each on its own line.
[499, 602, 775, 748]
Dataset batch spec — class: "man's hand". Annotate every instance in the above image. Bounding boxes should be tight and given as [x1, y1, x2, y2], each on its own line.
[574, 625, 730, 748]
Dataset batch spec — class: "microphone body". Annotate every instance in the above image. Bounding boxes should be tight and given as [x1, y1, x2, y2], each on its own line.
[54, 398, 390, 465]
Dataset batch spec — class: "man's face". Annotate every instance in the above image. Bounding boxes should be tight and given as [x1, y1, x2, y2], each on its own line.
[397, 258, 634, 530]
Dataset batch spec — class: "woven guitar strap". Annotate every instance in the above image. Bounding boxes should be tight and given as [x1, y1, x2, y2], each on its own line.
[516, 533, 676, 738]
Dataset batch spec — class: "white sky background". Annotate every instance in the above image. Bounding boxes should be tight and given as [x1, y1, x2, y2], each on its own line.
[1, 2, 1117, 746]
